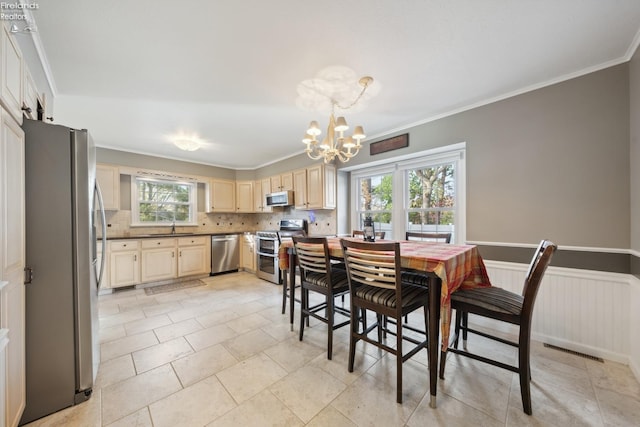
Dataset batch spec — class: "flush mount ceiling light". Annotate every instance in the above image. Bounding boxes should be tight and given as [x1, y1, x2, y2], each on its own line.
[171, 134, 204, 151]
[296, 66, 380, 164]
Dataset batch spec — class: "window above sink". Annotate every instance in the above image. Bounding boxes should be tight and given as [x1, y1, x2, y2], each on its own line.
[130, 176, 198, 226]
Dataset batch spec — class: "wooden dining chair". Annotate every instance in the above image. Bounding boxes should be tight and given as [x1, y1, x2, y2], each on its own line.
[405, 231, 452, 243]
[279, 230, 305, 319]
[293, 236, 350, 360]
[352, 229, 386, 239]
[439, 239, 557, 415]
[340, 239, 430, 403]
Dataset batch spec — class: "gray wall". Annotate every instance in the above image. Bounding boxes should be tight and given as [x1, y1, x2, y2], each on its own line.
[340, 65, 630, 249]
[631, 50, 640, 253]
[97, 147, 237, 180]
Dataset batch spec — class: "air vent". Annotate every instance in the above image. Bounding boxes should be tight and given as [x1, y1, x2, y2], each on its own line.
[543, 343, 604, 362]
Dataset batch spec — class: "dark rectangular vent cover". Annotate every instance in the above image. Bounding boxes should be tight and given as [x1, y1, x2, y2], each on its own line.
[543, 343, 604, 362]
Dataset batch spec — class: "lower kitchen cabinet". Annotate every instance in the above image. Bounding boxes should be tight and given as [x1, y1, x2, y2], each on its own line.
[178, 236, 210, 276]
[105, 236, 211, 289]
[108, 240, 140, 288]
[240, 234, 255, 272]
[141, 239, 177, 282]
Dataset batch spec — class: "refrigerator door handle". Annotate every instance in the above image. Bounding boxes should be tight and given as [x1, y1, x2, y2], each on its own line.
[95, 183, 107, 288]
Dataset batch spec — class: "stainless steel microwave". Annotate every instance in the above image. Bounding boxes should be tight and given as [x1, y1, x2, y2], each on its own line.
[266, 190, 294, 207]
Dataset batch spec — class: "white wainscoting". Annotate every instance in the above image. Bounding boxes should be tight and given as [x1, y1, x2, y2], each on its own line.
[476, 261, 632, 365]
[630, 276, 640, 379]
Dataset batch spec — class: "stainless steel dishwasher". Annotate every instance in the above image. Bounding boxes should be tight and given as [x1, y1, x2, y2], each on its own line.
[210, 234, 240, 275]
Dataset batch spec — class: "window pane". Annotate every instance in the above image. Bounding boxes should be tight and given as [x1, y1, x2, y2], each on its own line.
[139, 202, 156, 222]
[407, 164, 454, 209]
[359, 174, 392, 211]
[175, 205, 189, 221]
[135, 177, 195, 224]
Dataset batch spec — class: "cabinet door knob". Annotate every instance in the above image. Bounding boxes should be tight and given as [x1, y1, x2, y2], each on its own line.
[134, 254, 137, 261]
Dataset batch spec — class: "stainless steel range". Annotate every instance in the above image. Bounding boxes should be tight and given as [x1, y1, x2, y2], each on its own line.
[256, 219, 307, 283]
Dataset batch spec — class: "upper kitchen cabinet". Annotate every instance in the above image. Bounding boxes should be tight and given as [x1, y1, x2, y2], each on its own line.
[21, 69, 42, 121]
[0, 23, 24, 125]
[293, 164, 336, 210]
[96, 164, 120, 210]
[270, 172, 293, 192]
[254, 178, 272, 213]
[235, 180, 254, 213]
[209, 178, 235, 212]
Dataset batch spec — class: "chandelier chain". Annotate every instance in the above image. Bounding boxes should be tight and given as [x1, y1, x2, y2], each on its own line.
[333, 78, 372, 111]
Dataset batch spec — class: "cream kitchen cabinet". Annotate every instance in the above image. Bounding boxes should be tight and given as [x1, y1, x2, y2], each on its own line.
[209, 178, 235, 212]
[270, 172, 293, 192]
[240, 234, 255, 272]
[177, 236, 210, 277]
[235, 180, 254, 213]
[109, 240, 140, 288]
[293, 164, 336, 210]
[96, 164, 120, 210]
[292, 168, 308, 210]
[254, 177, 272, 213]
[0, 106, 25, 427]
[141, 238, 177, 283]
[0, 23, 23, 125]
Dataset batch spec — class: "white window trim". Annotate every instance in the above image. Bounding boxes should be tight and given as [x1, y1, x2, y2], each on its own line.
[130, 176, 198, 227]
[350, 142, 466, 242]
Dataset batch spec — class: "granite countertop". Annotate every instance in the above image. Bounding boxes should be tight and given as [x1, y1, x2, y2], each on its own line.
[103, 231, 254, 240]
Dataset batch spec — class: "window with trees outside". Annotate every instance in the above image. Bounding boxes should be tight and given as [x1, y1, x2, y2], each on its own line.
[350, 143, 465, 242]
[406, 163, 455, 237]
[355, 172, 393, 236]
[131, 177, 198, 225]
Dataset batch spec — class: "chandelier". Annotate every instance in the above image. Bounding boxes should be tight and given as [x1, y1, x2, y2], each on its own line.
[302, 75, 374, 164]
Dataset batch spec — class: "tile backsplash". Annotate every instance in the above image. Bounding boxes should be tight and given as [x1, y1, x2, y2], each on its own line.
[101, 208, 337, 238]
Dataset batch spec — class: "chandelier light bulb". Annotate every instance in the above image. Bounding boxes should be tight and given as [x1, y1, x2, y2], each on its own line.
[352, 126, 366, 139]
[307, 121, 322, 136]
[334, 116, 349, 132]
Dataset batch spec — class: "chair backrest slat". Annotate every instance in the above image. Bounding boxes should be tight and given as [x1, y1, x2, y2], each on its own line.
[341, 240, 400, 291]
[293, 237, 330, 278]
[405, 231, 451, 243]
[352, 230, 386, 239]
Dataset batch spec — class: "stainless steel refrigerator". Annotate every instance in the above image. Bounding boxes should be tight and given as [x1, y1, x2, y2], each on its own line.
[20, 119, 106, 425]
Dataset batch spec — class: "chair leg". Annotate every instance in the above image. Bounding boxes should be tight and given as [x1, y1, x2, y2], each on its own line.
[327, 293, 334, 360]
[299, 287, 306, 341]
[519, 328, 533, 415]
[423, 305, 430, 367]
[396, 313, 403, 404]
[438, 350, 447, 379]
[281, 272, 288, 314]
[462, 311, 469, 350]
[348, 304, 358, 372]
[453, 309, 462, 349]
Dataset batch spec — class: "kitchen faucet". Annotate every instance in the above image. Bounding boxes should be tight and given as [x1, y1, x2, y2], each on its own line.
[170, 220, 176, 235]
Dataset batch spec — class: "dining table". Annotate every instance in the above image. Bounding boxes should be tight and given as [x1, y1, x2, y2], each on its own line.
[278, 236, 492, 408]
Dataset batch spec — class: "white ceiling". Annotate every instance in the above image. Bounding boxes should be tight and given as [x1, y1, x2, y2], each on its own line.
[26, 0, 640, 169]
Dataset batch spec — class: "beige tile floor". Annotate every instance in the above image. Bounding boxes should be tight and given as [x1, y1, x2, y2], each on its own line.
[25, 272, 640, 426]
